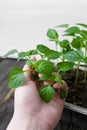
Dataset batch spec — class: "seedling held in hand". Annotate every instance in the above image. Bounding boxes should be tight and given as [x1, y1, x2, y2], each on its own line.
[4, 23, 87, 102]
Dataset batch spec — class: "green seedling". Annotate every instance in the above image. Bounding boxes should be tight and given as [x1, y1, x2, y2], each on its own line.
[3, 23, 87, 102]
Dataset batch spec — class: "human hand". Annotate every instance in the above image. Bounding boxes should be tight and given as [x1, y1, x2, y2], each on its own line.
[7, 64, 68, 130]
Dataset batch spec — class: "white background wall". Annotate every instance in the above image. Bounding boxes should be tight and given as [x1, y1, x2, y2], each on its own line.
[0, 0, 87, 57]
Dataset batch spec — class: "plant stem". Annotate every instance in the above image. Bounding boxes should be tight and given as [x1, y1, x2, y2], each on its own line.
[23, 68, 33, 72]
[55, 40, 59, 51]
[75, 62, 80, 85]
[55, 40, 59, 63]
[61, 49, 64, 62]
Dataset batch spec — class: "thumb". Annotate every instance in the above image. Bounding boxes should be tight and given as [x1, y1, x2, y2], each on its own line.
[23, 56, 37, 82]
[23, 64, 32, 81]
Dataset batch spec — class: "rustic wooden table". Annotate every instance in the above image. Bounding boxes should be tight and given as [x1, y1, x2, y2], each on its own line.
[0, 58, 85, 130]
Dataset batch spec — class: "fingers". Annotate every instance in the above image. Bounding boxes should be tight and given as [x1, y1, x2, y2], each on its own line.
[53, 81, 68, 94]
[23, 64, 32, 81]
[52, 81, 68, 104]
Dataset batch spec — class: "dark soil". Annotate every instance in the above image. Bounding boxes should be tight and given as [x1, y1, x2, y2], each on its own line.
[61, 69, 87, 108]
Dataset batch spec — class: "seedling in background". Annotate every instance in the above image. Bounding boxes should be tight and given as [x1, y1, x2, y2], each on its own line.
[63, 23, 87, 83]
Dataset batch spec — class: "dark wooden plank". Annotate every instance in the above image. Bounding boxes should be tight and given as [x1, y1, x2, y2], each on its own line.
[0, 58, 25, 83]
[0, 58, 25, 130]
[0, 95, 14, 130]
[0, 57, 3, 63]
[0, 58, 25, 103]
[0, 59, 17, 82]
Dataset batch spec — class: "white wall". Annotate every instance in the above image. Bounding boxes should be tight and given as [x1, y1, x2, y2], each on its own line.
[0, 0, 87, 57]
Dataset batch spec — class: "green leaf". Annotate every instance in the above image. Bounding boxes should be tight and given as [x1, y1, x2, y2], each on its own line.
[54, 76, 63, 84]
[57, 61, 74, 72]
[26, 50, 38, 56]
[85, 42, 87, 49]
[84, 57, 87, 64]
[3, 49, 18, 58]
[58, 90, 67, 99]
[56, 24, 69, 28]
[80, 30, 87, 40]
[18, 52, 26, 60]
[64, 26, 80, 36]
[39, 74, 53, 81]
[18, 50, 38, 60]
[52, 72, 63, 84]
[71, 36, 83, 49]
[37, 45, 61, 60]
[37, 44, 50, 54]
[64, 50, 83, 62]
[46, 49, 61, 60]
[47, 29, 59, 40]
[62, 49, 73, 55]
[77, 23, 87, 28]
[59, 40, 70, 49]
[26, 59, 36, 66]
[39, 85, 55, 102]
[8, 68, 25, 88]
[35, 60, 55, 74]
